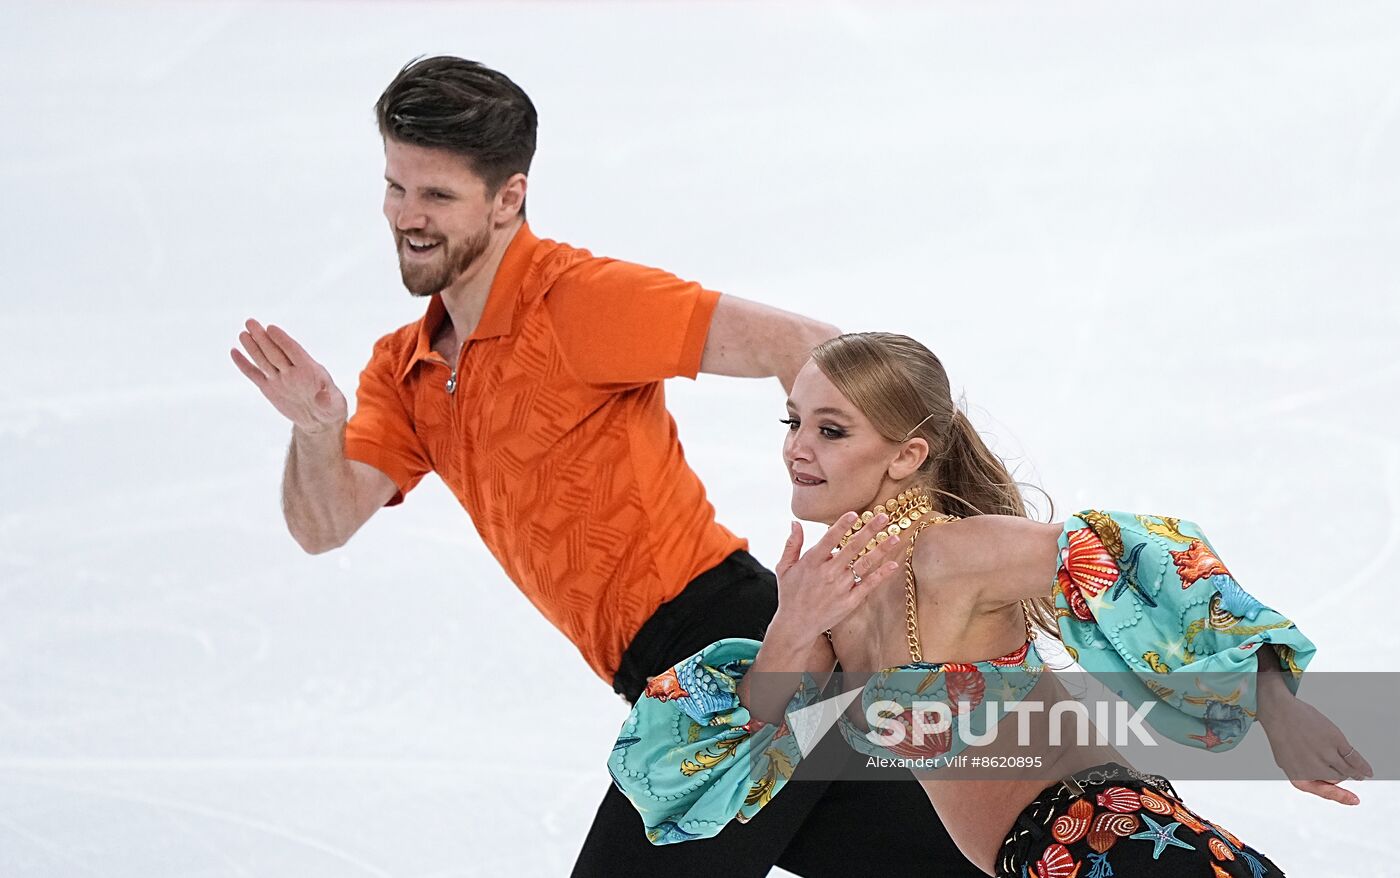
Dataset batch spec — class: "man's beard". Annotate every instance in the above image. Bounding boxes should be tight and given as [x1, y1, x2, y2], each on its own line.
[396, 226, 491, 296]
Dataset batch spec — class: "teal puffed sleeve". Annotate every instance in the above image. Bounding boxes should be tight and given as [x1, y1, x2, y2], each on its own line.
[1052, 510, 1316, 751]
[838, 642, 1045, 764]
[608, 638, 818, 844]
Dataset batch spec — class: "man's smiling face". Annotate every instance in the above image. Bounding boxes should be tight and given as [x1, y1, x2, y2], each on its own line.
[381, 137, 495, 297]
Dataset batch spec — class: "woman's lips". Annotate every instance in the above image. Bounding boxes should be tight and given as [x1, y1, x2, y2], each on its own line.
[792, 473, 826, 487]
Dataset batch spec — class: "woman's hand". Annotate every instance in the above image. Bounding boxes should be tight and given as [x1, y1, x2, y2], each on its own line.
[769, 512, 907, 644]
[1259, 686, 1371, 805]
[737, 512, 906, 724]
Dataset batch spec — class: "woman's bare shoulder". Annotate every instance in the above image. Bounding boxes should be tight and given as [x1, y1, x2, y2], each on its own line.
[912, 515, 1062, 588]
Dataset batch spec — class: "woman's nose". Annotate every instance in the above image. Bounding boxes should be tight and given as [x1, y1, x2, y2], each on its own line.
[784, 433, 811, 464]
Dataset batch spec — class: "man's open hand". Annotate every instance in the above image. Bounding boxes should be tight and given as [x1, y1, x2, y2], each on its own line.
[231, 319, 347, 433]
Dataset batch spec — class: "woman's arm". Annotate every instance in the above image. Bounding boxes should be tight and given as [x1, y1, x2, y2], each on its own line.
[1256, 644, 1371, 804]
[911, 514, 1063, 612]
[925, 510, 1367, 804]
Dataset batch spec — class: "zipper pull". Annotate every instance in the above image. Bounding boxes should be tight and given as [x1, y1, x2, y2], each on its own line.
[446, 367, 458, 394]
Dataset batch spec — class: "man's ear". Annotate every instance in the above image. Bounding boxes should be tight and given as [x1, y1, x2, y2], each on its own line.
[494, 173, 528, 223]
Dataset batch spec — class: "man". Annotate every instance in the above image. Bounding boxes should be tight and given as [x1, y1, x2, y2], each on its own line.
[231, 56, 979, 875]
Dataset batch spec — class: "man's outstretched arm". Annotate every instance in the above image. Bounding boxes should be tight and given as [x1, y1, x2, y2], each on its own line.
[232, 319, 396, 553]
[281, 424, 397, 554]
[700, 295, 840, 394]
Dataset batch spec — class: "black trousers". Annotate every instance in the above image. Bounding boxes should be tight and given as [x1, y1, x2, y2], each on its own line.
[572, 550, 983, 877]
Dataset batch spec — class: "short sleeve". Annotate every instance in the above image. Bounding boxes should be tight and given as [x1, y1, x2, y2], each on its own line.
[1052, 510, 1317, 751]
[545, 258, 721, 388]
[342, 337, 432, 507]
[608, 638, 816, 844]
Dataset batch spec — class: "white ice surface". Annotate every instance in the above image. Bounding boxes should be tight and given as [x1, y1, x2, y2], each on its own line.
[2, 1, 1398, 875]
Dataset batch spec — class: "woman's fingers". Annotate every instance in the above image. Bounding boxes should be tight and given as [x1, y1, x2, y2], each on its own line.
[808, 512, 861, 561]
[1294, 779, 1360, 806]
[853, 560, 900, 590]
[776, 522, 804, 577]
[787, 511, 911, 628]
[849, 536, 904, 592]
[1342, 745, 1374, 780]
[829, 515, 901, 570]
[1320, 757, 1351, 784]
[859, 528, 907, 570]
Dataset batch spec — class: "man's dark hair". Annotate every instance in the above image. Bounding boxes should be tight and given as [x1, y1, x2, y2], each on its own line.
[375, 56, 537, 195]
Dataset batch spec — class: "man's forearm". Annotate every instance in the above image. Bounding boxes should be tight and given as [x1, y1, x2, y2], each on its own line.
[282, 422, 358, 553]
[699, 295, 839, 393]
[774, 318, 840, 394]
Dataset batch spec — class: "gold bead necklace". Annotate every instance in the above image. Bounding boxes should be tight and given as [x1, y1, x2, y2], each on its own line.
[825, 488, 956, 649]
[838, 488, 943, 554]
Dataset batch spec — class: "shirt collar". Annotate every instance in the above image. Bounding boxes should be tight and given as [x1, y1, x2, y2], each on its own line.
[397, 222, 539, 383]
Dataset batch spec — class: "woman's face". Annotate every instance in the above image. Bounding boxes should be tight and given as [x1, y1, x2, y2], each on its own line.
[782, 360, 909, 525]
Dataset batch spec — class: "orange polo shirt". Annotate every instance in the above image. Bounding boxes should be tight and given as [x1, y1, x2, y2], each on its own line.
[343, 223, 747, 682]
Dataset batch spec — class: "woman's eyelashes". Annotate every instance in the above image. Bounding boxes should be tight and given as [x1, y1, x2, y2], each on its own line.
[779, 417, 846, 439]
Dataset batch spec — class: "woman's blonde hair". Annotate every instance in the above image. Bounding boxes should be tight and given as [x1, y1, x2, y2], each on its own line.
[810, 331, 1060, 637]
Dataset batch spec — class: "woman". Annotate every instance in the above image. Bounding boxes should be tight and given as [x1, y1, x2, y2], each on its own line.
[609, 332, 1368, 876]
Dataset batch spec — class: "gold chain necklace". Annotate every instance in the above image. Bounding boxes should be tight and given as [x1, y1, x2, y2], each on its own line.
[902, 519, 1038, 663]
[825, 488, 953, 646]
[901, 516, 955, 662]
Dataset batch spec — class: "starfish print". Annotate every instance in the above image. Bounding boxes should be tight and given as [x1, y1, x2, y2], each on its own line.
[1189, 727, 1225, 749]
[1110, 542, 1159, 607]
[1128, 813, 1195, 859]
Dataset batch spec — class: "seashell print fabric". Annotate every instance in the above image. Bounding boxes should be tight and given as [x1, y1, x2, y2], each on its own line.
[1000, 775, 1282, 877]
[1050, 510, 1317, 752]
